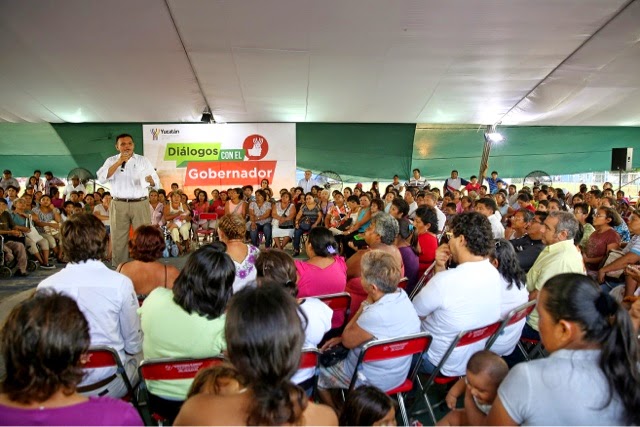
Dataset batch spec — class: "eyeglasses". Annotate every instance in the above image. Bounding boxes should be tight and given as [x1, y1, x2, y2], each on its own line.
[595, 214, 608, 218]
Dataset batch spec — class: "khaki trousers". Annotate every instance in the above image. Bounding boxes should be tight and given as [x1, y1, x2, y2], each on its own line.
[110, 199, 151, 266]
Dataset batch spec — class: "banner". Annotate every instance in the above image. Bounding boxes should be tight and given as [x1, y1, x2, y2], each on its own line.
[143, 124, 296, 193]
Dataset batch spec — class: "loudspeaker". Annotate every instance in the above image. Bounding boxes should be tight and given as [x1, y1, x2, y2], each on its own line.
[611, 148, 633, 171]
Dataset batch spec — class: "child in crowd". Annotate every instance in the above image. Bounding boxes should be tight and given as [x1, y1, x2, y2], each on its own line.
[437, 350, 508, 426]
[339, 386, 396, 426]
[187, 365, 247, 398]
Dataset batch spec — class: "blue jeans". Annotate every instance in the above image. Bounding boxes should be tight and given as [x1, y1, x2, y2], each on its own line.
[250, 222, 272, 248]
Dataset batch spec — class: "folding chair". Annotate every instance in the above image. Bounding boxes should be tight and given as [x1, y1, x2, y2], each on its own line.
[317, 292, 351, 337]
[409, 263, 436, 300]
[138, 356, 225, 425]
[297, 347, 321, 399]
[415, 321, 502, 424]
[485, 300, 536, 351]
[347, 332, 432, 426]
[78, 346, 137, 405]
[196, 213, 218, 246]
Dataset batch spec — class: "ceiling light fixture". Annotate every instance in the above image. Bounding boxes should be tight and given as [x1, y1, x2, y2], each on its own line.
[200, 107, 213, 123]
[484, 125, 504, 143]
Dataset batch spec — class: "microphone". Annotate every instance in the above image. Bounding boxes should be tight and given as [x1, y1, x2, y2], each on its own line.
[121, 161, 126, 172]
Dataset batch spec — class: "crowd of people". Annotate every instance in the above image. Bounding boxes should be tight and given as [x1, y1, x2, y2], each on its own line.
[1, 163, 640, 426]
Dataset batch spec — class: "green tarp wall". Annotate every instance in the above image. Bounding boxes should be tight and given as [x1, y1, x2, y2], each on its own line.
[412, 125, 640, 180]
[0, 122, 638, 181]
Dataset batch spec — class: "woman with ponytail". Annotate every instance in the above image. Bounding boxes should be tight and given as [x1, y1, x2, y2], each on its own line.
[488, 273, 640, 425]
[174, 285, 337, 426]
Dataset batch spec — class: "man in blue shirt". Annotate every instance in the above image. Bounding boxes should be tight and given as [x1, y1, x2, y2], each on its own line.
[485, 170, 507, 194]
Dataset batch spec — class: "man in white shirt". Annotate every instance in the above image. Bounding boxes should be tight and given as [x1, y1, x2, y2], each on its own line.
[475, 197, 505, 239]
[423, 192, 447, 233]
[38, 213, 142, 398]
[405, 168, 429, 191]
[404, 189, 418, 220]
[412, 212, 501, 377]
[97, 133, 159, 266]
[62, 175, 86, 201]
[297, 170, 317, 193]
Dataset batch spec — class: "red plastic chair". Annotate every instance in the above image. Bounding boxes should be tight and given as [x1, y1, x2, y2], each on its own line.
[298, 347, 321, 398]
[138, 356, 225, 424]
[78, 346, 137, 405]
[317, 292, 351, 336]
[415, 321, 502, 424]
[409, 263, 436, 300]
[485, 300, 536, 351]
[196, 213, 218, 246]
[397, 277, 409, 290]
[347, 332, 432, 426]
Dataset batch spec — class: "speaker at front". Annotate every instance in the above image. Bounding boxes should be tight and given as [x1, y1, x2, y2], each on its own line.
[611, 148, 633, 171]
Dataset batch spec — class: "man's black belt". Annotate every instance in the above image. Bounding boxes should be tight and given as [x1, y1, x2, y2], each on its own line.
[114, 197, 148, 202]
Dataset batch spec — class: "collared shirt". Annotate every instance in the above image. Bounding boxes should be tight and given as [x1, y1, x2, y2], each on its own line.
[488, 213, 505, 239]
[526, 239, 584, 330]
[97, 153, 159, 199]
[44, 176, 65, 196]
[62, 183, 86, 199]
[485, 177, 507, 194]
[297, 178, 317, 193]
[405, 177, 429, 190]
[37, 260, 142, 386]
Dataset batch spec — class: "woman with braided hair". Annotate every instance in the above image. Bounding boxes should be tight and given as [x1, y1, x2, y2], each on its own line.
[487, 273, 640, 425]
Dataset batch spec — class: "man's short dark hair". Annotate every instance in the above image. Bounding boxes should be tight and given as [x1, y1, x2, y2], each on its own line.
[242, 185, 253, 191]
[33, 170, 41, 174]
[446, 202, 457, 211]
[346, 195, 360, 204]
[517, 193, 531, 202]
[451, 212, 493, 257]
[60, 214, 108, 262]
[451, 170, 458, 174]
[534, 211, 549, 223]
[470, 175, 477, 180]
[63, 201, 74, 208]
[115, 133, 133, 144]
[589, 190, 602, 199]
[412, 168, 420, 174]
[491, 171, 498, 175]
[44, 171, 53, 177]
[477, 197, 497, 213]
[480, 185, 488, 191]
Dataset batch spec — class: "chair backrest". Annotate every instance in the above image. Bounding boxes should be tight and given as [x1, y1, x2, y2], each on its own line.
[456, 321, 502, 347]
[199, 213, 218, 221]
[409, 263, 436, 300]
[485, 300, 536, 351]
[317, 292, 351, 332]
[139, 356, 225, 381]
[349, 332, 432, 391]
[299, 348, 320, 370]
[397, 277, 409, 290]
[83, 346, 120, 369]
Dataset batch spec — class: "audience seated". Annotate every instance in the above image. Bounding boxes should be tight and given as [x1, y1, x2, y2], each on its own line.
[488, 239, 528, 356]
[413, 212, 501, 376]
[583, 206, 621, 275]
[218, 214, 259, 294]
[174, 285, 337, 426]
[339, 386, 396, 426]
[598, 208, 640, 296]
[293, 192, 323, 256]
[31, 194, 62, 262]
[0, 198, 29, 277]
[345, 213, 404, 319]
[138, 242, 234, 421]
[396, 217, 419, 295]
[117, 225, 180, 299]
[509, 211, 546, 273]
[164, 192, 192, 254]
[247, 189, 272, 248]
[0, 291, 142, 426]
[296, 227, 347, 298]
[271, 190, 296, 249]
[319, 250, 419, 408]
[487, 274, 640, 425]
[475, 197, 505, 239]
[10, 197, 54, 269]
[438, 351, 508, 426]
[38, 214, 141, 398]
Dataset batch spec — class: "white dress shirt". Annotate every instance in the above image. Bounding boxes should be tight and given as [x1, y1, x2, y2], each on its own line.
[297, 178, 318, 193]
[37, 260, 142, 385]
[62, 183, 86, 198]
[488, 212, 505, 239]
[97, 153, 159, 199]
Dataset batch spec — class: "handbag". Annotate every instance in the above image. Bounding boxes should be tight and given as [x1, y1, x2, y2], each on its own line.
[24, 214, 43, 242]
[602, 249, 625, 279]
[279, 204, 294, 229]
[319, 344, 349, 367]
[299, 217, 312, 231]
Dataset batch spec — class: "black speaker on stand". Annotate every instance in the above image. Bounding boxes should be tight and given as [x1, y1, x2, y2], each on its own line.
[611, 148, 633, 190]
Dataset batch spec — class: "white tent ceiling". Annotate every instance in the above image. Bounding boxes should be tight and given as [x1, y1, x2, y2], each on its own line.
[0, 0, 638, 125]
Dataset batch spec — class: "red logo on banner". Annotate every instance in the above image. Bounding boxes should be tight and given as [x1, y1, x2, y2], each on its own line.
[184, 161, 277, 186]
[243, 134, 269, 160]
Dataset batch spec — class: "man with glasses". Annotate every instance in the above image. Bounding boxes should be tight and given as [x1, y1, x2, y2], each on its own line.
[522, 211, 584, 340]
[509, 211, 546, 273]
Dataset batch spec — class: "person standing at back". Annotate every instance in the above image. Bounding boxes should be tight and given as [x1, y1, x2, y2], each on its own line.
[97, 134, 159, 267]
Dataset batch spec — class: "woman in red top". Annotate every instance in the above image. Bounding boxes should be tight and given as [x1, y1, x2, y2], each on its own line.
[412, 206, 438, 278]
[584, 207, 621, 274]
[211, 191, 227, 219]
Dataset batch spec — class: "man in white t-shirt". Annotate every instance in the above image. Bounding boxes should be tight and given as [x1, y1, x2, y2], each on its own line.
[413, 212, 501, 377]
[475, 197, 505, 239]
[62, 175, 86, 201]
[405, 189, 419, 220]
[423, 192, 447, 233]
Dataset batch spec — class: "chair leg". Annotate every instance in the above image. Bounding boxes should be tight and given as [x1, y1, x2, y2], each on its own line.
[410, 376, 438, 425]
[517, 341, 531, 361]
[397, 393, 409, 426]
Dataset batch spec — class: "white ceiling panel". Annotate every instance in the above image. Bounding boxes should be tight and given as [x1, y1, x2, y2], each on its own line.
[1, 0, 638, 125]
